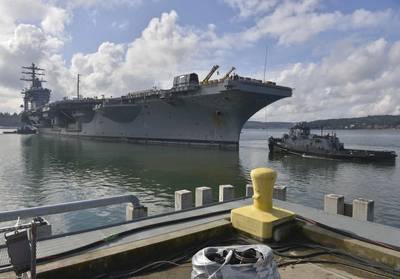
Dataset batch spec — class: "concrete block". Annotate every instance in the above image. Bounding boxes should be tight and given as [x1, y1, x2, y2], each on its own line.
[37, 218, 52, 240]
[195, 187, 213, 207]
[273, 185, 287, 201]
[353, 198, 374, 222]
[245, 184, 253, 198]
[27, 218, 51, 240]
[175, 190, 192, 210]
[324, 194, 344, 215]
[344, 203, 353, 217]
[219, 185, 234, 202]
[126, 204, 148, 221]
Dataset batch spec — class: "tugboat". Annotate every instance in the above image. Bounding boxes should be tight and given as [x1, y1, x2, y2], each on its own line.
[2, 125, 37, 134]
[268, 122, 397, 162]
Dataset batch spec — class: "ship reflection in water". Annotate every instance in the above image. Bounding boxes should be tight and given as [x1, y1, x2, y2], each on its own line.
[0, 128, 398, 233]
[17, 134, 247, 233]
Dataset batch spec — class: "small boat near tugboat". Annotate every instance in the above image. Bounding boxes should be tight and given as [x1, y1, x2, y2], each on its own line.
[2, 125, 37, 134]
[268, 123, 397, 162]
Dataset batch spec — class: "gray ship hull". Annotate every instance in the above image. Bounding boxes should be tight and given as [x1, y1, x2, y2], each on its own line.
[37, 79, 291, 149]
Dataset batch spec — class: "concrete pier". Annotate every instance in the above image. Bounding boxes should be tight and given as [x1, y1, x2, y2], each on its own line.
[324, 194, 344, 215]
[175, 190, 193, 210]
[195, 187, 213, 207]
[273, 185, 287, 201]
[343, 202, 353, 217]
[37, 218, 52, 240]
[245, 184, 253, 197]
[126, 204, 148, 221]
[218, 185, 234, 202]
[0, 196, 398, 279]
[1, 173, 396, 279]
[352, 198, 374, 222]
[246, 184, 287, 201]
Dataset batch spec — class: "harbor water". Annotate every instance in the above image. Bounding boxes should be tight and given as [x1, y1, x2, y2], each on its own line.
[0, 128, 399, 233]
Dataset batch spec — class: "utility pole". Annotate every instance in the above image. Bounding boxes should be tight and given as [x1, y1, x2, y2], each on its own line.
[77, 74, 80, 99]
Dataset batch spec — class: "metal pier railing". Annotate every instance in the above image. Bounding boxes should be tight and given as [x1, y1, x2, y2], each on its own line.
[0, 194, 140, 222]
[0, 194, 142, 278]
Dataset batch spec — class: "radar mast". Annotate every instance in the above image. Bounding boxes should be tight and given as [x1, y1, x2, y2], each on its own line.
[20, 63, 51, 111]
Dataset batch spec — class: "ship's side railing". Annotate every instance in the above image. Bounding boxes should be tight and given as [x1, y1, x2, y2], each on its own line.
[0, 194, 140, 223]
[126, 89, 162, 99]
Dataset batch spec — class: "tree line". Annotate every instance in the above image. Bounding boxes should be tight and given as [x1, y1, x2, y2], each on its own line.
[244, 115, 400, 130]
[306, 115, 400, 129]
[0, 112, 21, 127]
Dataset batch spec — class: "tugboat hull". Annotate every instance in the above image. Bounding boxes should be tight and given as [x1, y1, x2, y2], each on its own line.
[269, 140, 397, 162]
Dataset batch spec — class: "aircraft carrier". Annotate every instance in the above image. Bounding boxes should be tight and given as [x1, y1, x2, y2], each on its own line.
[20, 64, 292, 149]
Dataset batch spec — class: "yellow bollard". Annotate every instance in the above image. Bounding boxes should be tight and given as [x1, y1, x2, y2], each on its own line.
[251, 168, 275, 212]
[231, 167, 294, 240]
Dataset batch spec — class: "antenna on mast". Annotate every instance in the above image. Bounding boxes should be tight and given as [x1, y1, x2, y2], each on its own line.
[20, 63, 46, 88]
[263, 45, 268, 83]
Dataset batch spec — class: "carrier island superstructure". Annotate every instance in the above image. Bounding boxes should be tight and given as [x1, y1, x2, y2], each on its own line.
[20, 64, 292, 148]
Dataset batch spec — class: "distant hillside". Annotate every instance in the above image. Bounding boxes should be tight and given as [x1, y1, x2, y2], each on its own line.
[0, 112, 21, 127]
[307, 115, 400, 129]
[244, 121, 293, 129]
[244, 115, 400, 130]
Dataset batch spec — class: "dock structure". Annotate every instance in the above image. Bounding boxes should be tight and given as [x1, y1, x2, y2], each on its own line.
[174, 189, 193, 210]
[273, 185, 287, 201]
[324, 194, 345, 215]
[245, 184, 288, 201]
[125, 204, 148, 221]
[195, 187, 213, 207]
[218, 184, 234, 202]
[353, 198, 374, 221]
[245, 184, 253, 197]
[324, 194, 375, 221]
[0, 171, 398, 279]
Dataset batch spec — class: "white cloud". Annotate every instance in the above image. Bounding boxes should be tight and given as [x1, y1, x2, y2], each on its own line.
[0, 0, 70, 37]
[224, 0, 278, 18]
[41, 6, 70, 34]
[62, 0, 143, 10]
[389, 41, 400, 62]
[224, 0, 396, 45]
[70, 10, 214, 97]
[111, 21, 129, 30]
[123, 11, 200, 78]
[0, 25, 53, 88]
[70, 42, 126, 94]
[257, 38, 400, 122]
[0, 1, 71, 110]
[348, 9, 391, 28]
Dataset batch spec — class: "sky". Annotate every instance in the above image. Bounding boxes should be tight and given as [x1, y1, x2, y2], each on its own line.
[0, 0, 399, 122]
